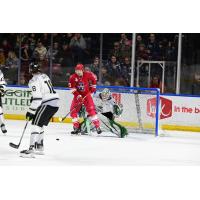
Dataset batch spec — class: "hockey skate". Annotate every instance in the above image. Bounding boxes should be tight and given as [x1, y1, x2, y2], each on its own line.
[20, 146, 35, 158]
[71, 127, 81, 135]
[1, 123, 7, 134]
[96, 127, 102, 134]
[34, 141, 44, 155]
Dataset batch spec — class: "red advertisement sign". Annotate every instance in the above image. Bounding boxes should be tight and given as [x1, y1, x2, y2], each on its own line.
[147, 97, 172, 119]
[112, 93, 121, 104]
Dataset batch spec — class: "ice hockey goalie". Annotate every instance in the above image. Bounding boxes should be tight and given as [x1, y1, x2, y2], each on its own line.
[80, 88, 128, 138]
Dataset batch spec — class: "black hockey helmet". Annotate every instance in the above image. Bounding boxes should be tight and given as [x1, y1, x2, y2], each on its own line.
[29, 62, 41, 74]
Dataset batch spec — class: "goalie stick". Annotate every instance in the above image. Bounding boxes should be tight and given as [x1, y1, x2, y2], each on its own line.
[95, 107, 120, 136]
[100, 118, 120, 137]
[9, 121, 29, 149]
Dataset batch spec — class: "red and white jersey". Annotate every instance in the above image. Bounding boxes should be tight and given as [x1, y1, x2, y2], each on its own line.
[68, 71, 97, 97]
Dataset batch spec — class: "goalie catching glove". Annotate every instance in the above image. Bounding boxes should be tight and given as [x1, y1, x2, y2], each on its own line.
[113, 104, 123, 117]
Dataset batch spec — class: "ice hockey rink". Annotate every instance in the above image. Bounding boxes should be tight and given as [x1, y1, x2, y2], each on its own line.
[0, 119, 200, 165]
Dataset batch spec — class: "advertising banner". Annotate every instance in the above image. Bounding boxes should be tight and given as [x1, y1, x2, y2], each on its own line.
[3, 86, 200, 131]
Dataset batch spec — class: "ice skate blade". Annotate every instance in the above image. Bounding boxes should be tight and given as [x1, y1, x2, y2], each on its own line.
[20, 153, 35, 158]
[34, 151, 44, 155]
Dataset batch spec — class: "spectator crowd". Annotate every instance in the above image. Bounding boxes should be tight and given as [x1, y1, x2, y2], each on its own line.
[86, 33, 178, 87]
[0, 33, 178, 90]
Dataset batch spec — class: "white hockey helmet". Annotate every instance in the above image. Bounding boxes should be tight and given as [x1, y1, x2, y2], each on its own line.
[101, 88, 111, 101]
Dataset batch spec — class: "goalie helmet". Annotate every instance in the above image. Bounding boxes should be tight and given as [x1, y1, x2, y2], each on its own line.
[29, 62, 41, 74]
[101, 88, 111, 101]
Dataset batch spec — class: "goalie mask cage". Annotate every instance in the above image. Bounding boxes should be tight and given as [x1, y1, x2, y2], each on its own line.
[96, 86, 160, 136]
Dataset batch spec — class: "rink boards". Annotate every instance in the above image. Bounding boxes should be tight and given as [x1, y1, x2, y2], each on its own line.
[2, 86, 200, 133]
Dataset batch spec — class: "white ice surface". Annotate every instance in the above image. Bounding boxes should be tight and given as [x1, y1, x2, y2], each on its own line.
[0, 120, 200, 165]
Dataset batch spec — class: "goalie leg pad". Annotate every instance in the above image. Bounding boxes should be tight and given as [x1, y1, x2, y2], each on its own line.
[80, 118, 92, 134]
[110, 120, 128, 138]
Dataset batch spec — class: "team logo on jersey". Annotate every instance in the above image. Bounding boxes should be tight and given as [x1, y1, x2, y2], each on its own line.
[77, 82, 84, 91]
[147, 97, 172, 119]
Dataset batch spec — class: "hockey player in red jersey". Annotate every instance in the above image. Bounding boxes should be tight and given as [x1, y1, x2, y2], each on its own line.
[68, 64, 101, 134]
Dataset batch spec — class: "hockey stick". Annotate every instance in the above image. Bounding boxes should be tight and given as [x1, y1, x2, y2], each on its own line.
[9, 120, 29, 149]
[59, 94, 89, 122]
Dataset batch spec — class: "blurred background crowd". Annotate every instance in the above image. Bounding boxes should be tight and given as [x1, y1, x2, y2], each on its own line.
[0, 33, 200, 95]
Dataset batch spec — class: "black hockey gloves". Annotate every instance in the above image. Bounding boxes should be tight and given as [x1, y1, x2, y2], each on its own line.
[26, 112, 35, 121]
[0, 85, 5, 96]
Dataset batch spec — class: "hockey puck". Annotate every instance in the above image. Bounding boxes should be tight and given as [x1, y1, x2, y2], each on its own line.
[56, 138, 60, 141]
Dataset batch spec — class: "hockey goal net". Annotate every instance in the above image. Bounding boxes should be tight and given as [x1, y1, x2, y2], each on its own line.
[96, 86, 160, 136]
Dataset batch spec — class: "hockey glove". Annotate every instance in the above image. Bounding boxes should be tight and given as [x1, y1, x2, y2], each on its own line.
[0, 85, 5, 96]
[113, 104, 123, 116]
[26, 112, 35, 121]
